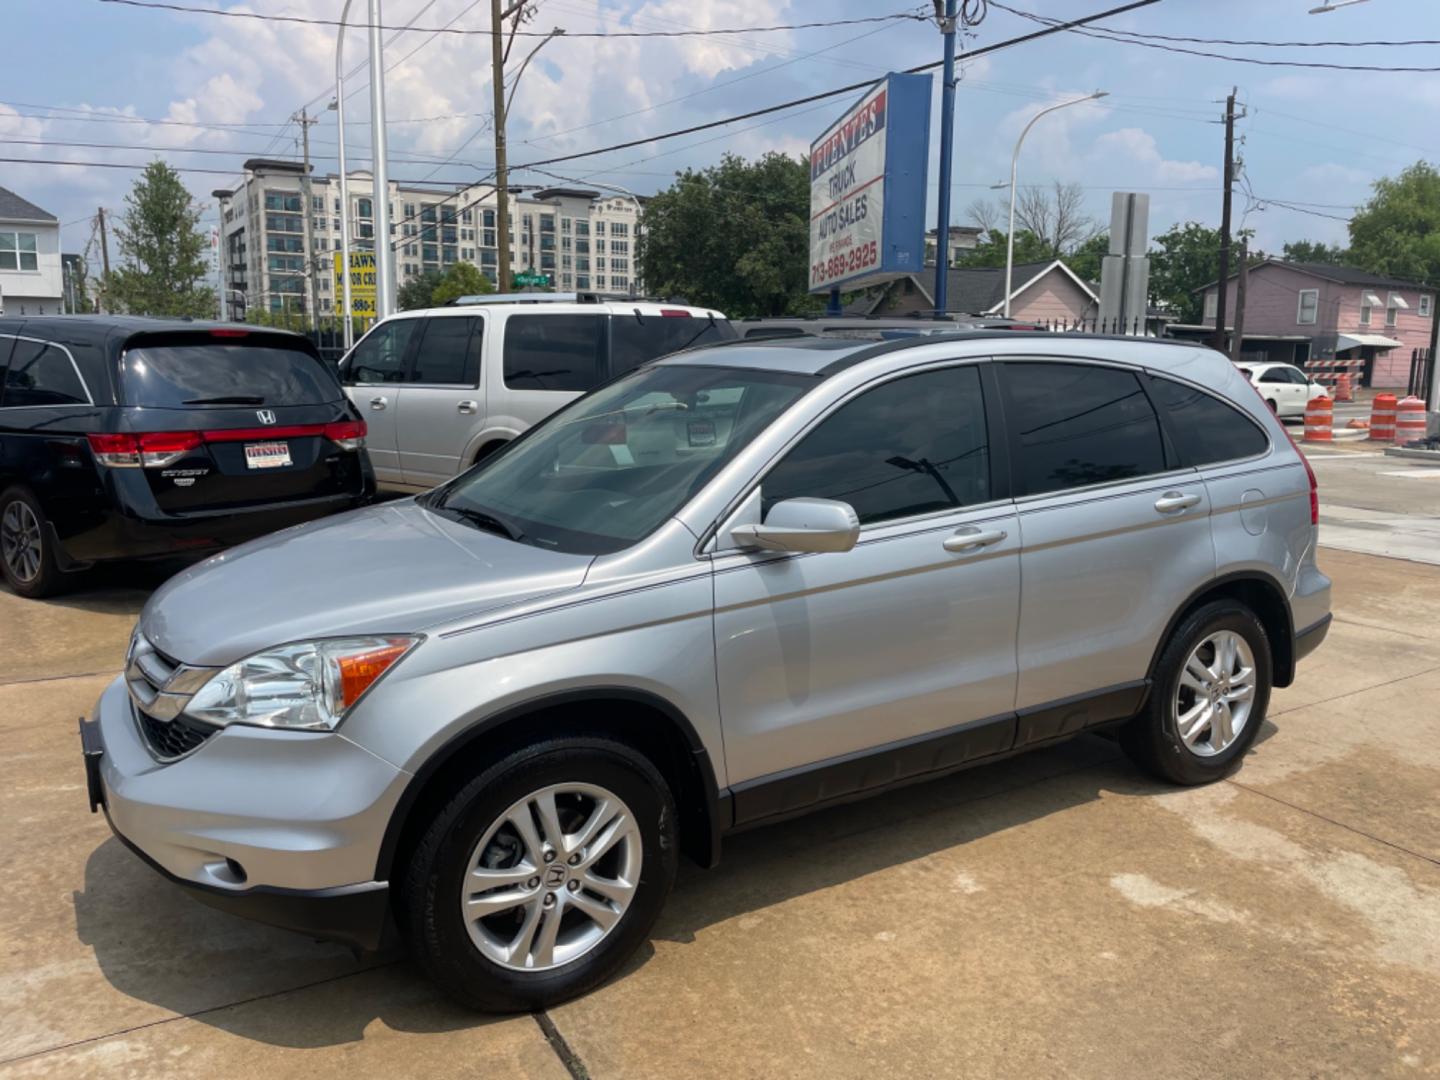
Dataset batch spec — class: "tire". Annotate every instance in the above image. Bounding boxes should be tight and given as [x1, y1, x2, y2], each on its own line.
[1121, 600, 1272, 786]
[400, 734, 679, 1012]
[0, 486, 65, 599]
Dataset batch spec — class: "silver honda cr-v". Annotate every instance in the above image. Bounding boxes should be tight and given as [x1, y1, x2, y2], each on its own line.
[80, 331, 1331, 1010]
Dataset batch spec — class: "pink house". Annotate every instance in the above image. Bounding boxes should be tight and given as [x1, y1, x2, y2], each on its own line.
[1198, 260, 1434, 388]
[860, 259, 1099, 322]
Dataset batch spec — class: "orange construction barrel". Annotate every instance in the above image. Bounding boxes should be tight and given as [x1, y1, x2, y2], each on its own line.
[1395, 395, 1428, 445]
[1304, 395, 1334, 443]
[1369, 393, 1398, 442]
[1334, 373, 1353, 402]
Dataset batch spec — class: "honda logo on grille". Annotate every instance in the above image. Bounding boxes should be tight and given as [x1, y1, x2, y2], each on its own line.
[256, 409, 277, 425]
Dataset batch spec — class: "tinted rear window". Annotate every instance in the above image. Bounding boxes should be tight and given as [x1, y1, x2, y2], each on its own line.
[609, 314, 735, 374]
[503, 314, 605, 391]
[1147, 375, 1270, 465]
[120, 339, 341, 408]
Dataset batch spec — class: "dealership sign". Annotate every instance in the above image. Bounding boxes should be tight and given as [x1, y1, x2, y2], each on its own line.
[808, 72, 932, 293]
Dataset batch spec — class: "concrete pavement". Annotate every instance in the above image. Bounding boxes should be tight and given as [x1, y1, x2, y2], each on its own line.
[1303, 445, 1440, 565]
[2, 551, 1438, 1077]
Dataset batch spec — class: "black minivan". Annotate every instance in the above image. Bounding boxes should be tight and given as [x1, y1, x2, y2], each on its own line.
[0, 317, 374, 598]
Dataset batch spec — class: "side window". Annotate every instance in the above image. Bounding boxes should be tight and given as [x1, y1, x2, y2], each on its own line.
[342, 318, 419, 385]
[1258, 368, 1289, 384]
[763, 366, 990, 525]
[608, 314, 734, 376]
[1, 339, 88, 407]
[409, 317, 480, 385]
[1000, 362, 1166, 496]
[1285, 367, 1309, 384]
[503, 314, 604, 391]
[1147, 376, 1269, 465]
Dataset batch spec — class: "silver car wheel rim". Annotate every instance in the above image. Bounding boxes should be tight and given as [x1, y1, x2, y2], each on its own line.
[0, 501, 43, 583]
[1174, 630, 1256, 758]
[461, 782, 641, 973]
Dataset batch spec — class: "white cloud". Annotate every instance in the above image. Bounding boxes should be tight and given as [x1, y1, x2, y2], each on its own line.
[1092, 127, 1217, 184]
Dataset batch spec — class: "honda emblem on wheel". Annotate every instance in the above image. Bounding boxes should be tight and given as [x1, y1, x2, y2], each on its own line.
[256, 409, 276, 425]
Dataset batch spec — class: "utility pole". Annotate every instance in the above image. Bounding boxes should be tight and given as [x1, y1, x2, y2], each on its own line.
[1229, 237, 1249, 363]
[490, 0, 513, 294]
[1213, 88, 1238, 352]
[933, 0, 958, 319]
[367, 0, 395, 318]
[294, 107, 320, 332]
[97, 206, 111, 314]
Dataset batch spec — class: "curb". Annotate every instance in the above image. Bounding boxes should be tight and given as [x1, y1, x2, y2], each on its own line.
[1383, 447, 1440, 463]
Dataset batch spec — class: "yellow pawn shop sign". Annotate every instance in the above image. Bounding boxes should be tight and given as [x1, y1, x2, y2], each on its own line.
[333, 251, 378, 318]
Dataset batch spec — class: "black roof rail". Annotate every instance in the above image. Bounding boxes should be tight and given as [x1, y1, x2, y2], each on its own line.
[816, 329, 1206, 375]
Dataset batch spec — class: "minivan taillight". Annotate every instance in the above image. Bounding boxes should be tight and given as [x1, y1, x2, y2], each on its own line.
[323, 419, 367, 450]
[87, 432, 203, 468]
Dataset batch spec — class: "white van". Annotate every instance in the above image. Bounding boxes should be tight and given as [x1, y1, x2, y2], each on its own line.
[338, 293, 733, 489]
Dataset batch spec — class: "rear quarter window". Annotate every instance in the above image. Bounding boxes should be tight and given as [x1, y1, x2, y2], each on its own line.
[120, 336, 341, 408]
[609, 314, 735, 375]
[0, 338, 89, 407]
[503, 314, 605, 391]
[1147, 375, 1270, 465]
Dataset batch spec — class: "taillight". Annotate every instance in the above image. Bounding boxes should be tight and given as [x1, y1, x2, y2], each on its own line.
[88, 431, 203, 468]
[323, 419, 367, 450]
[659, 308, 691, 318]
[1279, 424, 1320, 526]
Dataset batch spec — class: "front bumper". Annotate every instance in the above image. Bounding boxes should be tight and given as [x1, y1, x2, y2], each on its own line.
[81, 675, 409, 951]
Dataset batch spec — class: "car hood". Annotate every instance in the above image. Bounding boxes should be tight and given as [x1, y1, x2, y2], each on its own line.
[140, 499, 593, 667]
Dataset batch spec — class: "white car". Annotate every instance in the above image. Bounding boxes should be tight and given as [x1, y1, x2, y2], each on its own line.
[1238, 362, 1330, 418]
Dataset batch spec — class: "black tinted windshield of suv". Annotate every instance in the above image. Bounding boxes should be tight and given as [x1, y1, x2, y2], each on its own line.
[609, 314, 736, 375]
[120, 339, 342, 408]
[430, 365, 813, 555]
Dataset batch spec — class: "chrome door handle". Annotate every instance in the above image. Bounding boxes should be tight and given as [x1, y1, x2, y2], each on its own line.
[943, 527, 1008, 553]
[457, 400, 478, 414]
[369, 396, 387, 410]
[1154, 491, 1201, 513]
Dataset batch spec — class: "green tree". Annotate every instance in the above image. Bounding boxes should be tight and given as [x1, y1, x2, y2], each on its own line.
[106, 161, 216, 317]
[640, 152, 812, 316]
[1282, 239, 1349, 266]
[397, 269, 444, 311]
[1347, 160, 1440, 284]
[1149, 221, 1222, 323]
[1062, 231, 1110, 284]
[431, 262, 493, 306]
[951, 229, 1055, 269]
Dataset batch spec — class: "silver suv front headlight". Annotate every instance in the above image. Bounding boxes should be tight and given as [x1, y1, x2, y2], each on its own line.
[184, 636, 419, 731]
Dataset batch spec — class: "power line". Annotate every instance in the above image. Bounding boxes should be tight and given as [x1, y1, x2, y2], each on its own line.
[989, 3, 1440, 72]
[0, 156, 482, 184]
[0, 136, 495, 171]
[93, 0, 930, 38]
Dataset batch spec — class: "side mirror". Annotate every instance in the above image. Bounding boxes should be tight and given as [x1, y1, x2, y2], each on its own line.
[730, 497, 860, 554]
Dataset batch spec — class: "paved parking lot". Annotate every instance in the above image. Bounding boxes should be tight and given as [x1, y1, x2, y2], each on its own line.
[3, 502, 1439, 1076]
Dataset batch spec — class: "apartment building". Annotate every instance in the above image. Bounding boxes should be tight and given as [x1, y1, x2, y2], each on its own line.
[215, 159, 643, 318]
[0, 186, 64, 316]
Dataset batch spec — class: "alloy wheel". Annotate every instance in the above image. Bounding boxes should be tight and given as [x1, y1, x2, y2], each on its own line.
[1174, 630, 1257, 758]
[461, 782, 641, 972]
[0, 501, 43, 583]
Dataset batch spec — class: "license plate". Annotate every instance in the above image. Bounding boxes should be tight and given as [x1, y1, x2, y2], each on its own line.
[244, 441, 291, 469]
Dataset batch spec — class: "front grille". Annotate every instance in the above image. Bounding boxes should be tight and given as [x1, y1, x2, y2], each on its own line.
[124, 629, 219, 762]
[135, 708, 219, 760]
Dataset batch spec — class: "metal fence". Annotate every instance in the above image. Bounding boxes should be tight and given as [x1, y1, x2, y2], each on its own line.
[1032, 316, 1152, 336]
[1409, 348, 1434, 400]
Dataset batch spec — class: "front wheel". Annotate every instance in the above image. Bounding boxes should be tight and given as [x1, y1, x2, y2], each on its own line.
[400, 735, 678, 1011]
[1122, 601, 1272, 785]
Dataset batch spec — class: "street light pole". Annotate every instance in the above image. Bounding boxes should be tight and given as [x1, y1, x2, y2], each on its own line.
[367, 0, 396, 319]
[1002, 91, 1106, 317]
[333, 0, 356, 349]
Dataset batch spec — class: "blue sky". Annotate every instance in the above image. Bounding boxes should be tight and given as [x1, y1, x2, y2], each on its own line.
[4, 0, 1439, 272]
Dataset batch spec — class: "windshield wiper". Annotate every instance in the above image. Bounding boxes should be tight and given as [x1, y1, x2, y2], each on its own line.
[443, 505, 526, 542]
[182, 395, 266, 405]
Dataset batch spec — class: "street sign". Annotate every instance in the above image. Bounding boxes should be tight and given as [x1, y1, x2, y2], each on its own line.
[808, 72, 932, 294]
[513, 269, 553, 288]
[333, 251, 378, 317]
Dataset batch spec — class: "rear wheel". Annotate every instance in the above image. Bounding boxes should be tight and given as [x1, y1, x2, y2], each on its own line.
[1122, 601, 1271, 785]
[400, 735, 678, 1011]
[0, 487, 64, 599]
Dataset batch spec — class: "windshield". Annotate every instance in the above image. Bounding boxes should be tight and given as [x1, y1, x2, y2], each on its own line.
[428, 364, 814, 555]
[122, 337, 342, 407]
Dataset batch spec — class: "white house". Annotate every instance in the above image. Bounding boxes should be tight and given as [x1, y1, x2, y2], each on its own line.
[0, 186, 63, 316]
